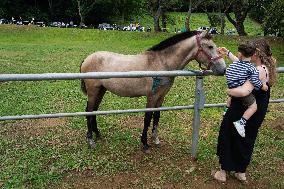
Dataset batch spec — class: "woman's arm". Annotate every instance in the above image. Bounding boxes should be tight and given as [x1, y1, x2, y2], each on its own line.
[257, 65, 269, 91]
[227, 80, 254, 97]
[218, 47, 239, 62]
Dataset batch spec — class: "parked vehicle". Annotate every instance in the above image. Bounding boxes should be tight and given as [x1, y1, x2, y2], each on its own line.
[197, 26, 219, 34]
[22, 21, 30, 25]
[0, 19, 9, 24]
[50, 22, 66, 28]
[122, 24, 144, 32]
[36, 22, 45, 27]
[197, 26, 210, 32]
[98, 23, 114, 30]
[209, 27, 219, 34]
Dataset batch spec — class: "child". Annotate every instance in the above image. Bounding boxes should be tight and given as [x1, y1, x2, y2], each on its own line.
[219, 42, 268, 137]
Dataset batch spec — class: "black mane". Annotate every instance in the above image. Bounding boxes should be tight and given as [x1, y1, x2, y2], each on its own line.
[147, 31, 198, 52]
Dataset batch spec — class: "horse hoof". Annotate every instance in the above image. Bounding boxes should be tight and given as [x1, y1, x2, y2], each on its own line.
[142, 144, 150, 154]
[87, 138, 96, 149]
[153, 137, 161, 146]
[96, 133, 102, 140]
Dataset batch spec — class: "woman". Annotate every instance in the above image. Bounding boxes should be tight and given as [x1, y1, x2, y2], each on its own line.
[213, 38, 277, 182]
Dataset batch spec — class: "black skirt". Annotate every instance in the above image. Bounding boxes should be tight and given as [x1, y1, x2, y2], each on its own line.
[217, 87, 270, 172]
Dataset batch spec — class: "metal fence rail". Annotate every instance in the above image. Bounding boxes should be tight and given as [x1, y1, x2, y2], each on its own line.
[1, 67, 283, 158]
[1, 67, 283, 81]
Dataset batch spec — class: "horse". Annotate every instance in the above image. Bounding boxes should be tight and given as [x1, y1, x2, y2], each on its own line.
[80, 30, 226, 152]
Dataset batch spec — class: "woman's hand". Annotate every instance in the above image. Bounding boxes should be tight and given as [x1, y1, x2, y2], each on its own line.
[218, 47, 229, 56]
[227, 80, 254, 97]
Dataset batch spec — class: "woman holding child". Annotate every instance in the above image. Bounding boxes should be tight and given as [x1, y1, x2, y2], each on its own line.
[213, 38, 277, 183]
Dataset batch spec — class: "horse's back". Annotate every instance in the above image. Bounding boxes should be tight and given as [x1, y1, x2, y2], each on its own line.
[81, 51, 149, 73]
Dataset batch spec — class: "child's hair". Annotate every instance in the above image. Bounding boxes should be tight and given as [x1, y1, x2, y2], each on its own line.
[238, 42, 256, 58]
[250, 38, 277, 86]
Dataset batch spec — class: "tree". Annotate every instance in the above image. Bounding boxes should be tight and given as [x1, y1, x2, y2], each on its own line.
[112, 0, 145, 23]
[262, 0, 284, 36]
[217, 0, 225, 34]
[146, 0, 180, 32]
[224, 0, 255, 36]
[184, 0, 207, 31]
[75, 0, 97, 27]
[146, 0, 163, 32]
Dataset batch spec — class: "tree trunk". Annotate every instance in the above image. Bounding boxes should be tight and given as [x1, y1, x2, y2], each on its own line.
[185, 0, 192, 31]
[154, 5, 162, 32]
[161, 9, 167, 32]
[218, 0, 225, 34]
[235, 21, 247, 36]
[154, 15, 161, 32]
[76, 0, 84, 27]
[225, 0, 250, 36]
[220, 13, 225, 34]
[47, 0, 54, 18]
[225, 12, 247, 36]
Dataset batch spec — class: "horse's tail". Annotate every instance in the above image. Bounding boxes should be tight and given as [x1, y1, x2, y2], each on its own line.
[80, 60, 87, 95]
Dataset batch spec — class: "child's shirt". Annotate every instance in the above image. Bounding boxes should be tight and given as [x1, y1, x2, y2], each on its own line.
[226, 60, 263, 89]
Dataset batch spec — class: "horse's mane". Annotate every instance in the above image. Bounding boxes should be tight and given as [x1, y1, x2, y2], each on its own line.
[147, 31, 198, 52]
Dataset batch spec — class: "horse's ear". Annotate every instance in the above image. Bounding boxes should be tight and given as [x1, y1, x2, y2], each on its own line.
[199, 30, 210, 39]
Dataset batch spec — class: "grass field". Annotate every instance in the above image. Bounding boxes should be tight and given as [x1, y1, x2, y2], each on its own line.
[0, 25, 283, 189]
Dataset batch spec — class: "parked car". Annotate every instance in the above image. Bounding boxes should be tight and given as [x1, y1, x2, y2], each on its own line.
[50, 21, 66, 28]
[209, 27, 219, 34]
[197, 26, 219, 34]
[0, 19, 9, 24]
[122, 24, 144, 32]
[98, 23, 114, 30]
[36, 22, 45, 27]
[197, 26, 210, 32]
[22, 21, 30, 25]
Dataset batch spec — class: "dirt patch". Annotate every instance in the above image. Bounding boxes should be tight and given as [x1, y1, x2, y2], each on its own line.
[1, 118, 68, 137]
[118, 115, 144, 129]
[269, 117, 284, 131]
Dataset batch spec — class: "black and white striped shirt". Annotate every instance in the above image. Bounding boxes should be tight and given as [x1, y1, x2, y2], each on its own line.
[226, 61, 263, 89]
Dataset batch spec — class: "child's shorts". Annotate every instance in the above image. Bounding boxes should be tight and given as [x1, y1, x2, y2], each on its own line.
[237, 93, 256, 107]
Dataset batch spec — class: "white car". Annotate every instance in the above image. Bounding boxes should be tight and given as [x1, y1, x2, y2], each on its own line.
[197, 26, 210, 32]
[197, 26, 219, 34]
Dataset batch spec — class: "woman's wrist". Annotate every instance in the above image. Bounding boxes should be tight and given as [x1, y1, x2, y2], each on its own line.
[227, 50, 231, 57]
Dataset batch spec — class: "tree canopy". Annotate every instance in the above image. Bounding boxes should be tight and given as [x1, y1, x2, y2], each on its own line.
[0, 0, 282, 36]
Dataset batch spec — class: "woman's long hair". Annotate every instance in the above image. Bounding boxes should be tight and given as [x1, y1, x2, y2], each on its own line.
[250, 38, 277, 86]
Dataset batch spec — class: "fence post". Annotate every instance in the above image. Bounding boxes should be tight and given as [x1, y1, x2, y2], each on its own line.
[191, 76, 205, 160]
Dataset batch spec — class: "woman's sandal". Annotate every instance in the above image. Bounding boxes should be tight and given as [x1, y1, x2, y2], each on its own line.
[211, 170, 226, 183]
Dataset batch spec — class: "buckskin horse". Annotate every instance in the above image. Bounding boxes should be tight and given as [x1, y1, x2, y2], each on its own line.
[80, 30, 226, 152]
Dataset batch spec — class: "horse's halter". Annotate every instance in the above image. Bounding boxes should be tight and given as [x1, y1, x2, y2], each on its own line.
[194, 34, 223, 70]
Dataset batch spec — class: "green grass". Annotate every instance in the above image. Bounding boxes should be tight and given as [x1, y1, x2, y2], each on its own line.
[0, 25, 283, 188]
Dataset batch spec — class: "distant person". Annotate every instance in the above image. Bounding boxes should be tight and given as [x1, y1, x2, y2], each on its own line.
[31, 17, 35, 24]
[11, 17, 15, 24]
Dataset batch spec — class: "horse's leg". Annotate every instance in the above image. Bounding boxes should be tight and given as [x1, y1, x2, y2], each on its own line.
[86, 86, 106, 149]
[86, 98, 96, 149]
[152, 96, 165, 146]
[141, 98, 155, 153]
[91, 87, 106, 139]
[152, 111, 161, 145]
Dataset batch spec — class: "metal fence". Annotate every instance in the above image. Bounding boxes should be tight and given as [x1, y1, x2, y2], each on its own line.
[1, 67, 284, 158]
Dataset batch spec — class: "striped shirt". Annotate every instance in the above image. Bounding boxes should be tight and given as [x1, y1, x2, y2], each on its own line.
[226, 61, 263, 89]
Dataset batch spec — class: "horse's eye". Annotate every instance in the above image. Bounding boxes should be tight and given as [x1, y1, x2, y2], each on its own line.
[208, 45, 214, 49]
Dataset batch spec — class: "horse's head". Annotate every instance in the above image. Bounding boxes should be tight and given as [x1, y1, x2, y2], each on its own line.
[194, 30, 226, 75]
